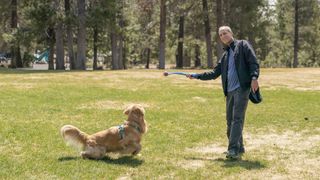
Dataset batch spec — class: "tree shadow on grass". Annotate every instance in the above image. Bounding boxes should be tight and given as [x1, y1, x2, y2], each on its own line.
[185, 156, 266, 170]
[0, 69, 66, 74]
[58, 156, 144, 167]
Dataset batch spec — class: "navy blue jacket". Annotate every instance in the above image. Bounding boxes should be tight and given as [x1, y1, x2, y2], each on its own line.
[196, 39, 259, 96]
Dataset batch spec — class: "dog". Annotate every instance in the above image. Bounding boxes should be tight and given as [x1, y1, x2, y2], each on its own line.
[60, 104, 147, 159]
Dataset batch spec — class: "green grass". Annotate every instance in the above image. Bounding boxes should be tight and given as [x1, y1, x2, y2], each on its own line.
[0, 68, 319, 179]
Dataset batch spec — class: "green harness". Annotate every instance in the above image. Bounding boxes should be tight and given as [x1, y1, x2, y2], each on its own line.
[117, 122, 142, 140]
[118, 125, 125, 139]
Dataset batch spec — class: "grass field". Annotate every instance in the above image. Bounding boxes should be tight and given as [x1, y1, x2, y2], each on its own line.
[0, 68, 319, 179]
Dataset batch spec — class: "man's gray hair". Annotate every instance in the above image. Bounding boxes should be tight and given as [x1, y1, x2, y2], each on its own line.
[219, 26, 233, 35]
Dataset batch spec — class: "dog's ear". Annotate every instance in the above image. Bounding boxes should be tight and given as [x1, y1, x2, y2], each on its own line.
[123, 105, 133, 115]
[140, 118, 148, 134]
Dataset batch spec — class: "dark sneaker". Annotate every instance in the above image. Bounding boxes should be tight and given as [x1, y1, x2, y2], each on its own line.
[226, 150, 240, 160]
[223, 151, 228, 155]
[239, 148, 245, 154]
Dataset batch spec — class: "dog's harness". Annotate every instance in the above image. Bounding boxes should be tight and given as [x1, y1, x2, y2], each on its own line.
[117, 121, 142, 140]
[118, 125, 125, 139]
[127, 122, 141, 133]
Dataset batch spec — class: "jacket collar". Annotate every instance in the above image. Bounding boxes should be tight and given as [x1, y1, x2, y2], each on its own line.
[223, 39, 238, 51]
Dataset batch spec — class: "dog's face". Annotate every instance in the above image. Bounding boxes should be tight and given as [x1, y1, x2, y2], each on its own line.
[123, 104, 147, 133]
[123, 104, 145, 116]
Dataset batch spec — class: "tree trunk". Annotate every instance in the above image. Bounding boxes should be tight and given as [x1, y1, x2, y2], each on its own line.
[293, 0, 299, 68]
[118, 11, 125, 69]
[48, 27, 55, 70]
[118, 36, 124, 69]
[15, 45, 22, 67]
[176, 16, 184, 69]
[224, 0, 231, 25]
[55, 0, 65, 70]
[76, 0, 86, 70]
[55, 23, 65, 70]
[65, 0, 75, 70]
[123, 38, 127, 69]
[10, 0, 17, 68]
[202, 0, 213, 68]
[183, 50, 190, 67]
[10, 0, 22, 68]
[215, 0, 224, 62]
[111, 32, 119, 70]
[145, 48, 150, 69]
[194, 44, 201, 67]
[93, 26, 98, 70]
[158, 0, 166, 69]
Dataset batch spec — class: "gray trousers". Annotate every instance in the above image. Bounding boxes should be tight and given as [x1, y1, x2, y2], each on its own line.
[226, 87, 250, 153]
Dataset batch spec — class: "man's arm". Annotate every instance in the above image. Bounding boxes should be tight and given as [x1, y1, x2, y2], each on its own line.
[242, 40, 260, 92]
[187, 53, 225, 80]
[243, 40, 259, 79]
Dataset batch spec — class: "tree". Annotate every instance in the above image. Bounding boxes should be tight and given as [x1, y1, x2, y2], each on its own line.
[136, 0, 155, 69]
[175, 1, 194, 68]
[110, 7, 120, 70]
[1, 0, 319, 70]
[158, 0, 166, 69]
[65, 0, 75, 70]
[293, 0, 299, 68]
[107, 0, 127, 70]
[55, 0, 65, 70]
[10, 0, 23, 68]
[215, 0, 224, 61]
[24, 0, 56, 70]
[75, 0, 86, 70]
[117, 0, 125, 69]
[295, 0, 320, 67]
[176, 15, 184, 68]
[202, 0, 213, 68]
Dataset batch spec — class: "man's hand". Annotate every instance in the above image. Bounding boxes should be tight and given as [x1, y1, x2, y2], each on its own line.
[186, 73, 199, 79]
[186, 74, 194, 79]
[251, 79, 259, 92]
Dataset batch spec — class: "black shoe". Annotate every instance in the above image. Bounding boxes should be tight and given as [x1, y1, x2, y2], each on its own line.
[239, 148, 245, 154]
[226, 150, 240, 160]
[223, 151, 228, 155]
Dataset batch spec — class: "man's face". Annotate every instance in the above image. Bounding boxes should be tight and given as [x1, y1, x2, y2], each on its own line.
[219, 30, 233, 45]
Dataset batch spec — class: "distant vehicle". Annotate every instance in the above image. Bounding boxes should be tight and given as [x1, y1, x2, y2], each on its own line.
[0, 53, 7, 63]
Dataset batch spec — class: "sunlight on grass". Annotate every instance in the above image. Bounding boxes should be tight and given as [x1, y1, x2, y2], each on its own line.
[0, 68, 319, 179]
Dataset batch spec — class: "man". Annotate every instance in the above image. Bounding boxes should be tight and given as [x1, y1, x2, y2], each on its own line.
[187, 26, 260, 159]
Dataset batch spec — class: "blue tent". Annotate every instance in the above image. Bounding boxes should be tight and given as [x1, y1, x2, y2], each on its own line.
[34, 49, 49, 63]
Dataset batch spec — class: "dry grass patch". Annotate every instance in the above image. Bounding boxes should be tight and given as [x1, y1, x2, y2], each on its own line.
[260, 68, 320, 91]
[78, 100, 152, 110]
[177, 159, 206, 170]
[0, 82, 35, 89]
[186, 128, 320, 178]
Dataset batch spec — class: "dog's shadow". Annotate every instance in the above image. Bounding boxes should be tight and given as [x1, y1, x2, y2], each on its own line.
[185, 157, 266, 170]
[58, 156, 144, 167]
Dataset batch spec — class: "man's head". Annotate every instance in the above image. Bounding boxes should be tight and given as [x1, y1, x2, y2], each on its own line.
[218, 26, 234, 45]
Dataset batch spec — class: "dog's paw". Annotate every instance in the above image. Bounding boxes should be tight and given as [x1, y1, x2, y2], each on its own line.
[81, 152, 89, 159]
[132, 150, 141, 156]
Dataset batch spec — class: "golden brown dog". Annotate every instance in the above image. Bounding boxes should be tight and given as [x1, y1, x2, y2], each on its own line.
[60, 104, 147, 159]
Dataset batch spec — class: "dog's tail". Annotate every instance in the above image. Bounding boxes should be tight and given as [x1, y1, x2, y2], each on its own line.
[60, 125, 89, 151]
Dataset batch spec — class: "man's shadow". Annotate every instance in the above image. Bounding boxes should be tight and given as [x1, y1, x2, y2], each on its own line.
[185, 156, 265, 170]
[214, 157, 266, 169]
[58, 156, 144, 167]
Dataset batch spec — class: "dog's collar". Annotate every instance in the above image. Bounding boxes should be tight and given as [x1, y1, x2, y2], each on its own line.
[124, 121, 142, 133]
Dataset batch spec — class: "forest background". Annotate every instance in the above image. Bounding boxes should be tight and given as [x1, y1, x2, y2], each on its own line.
[0, 0, 319, 70]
